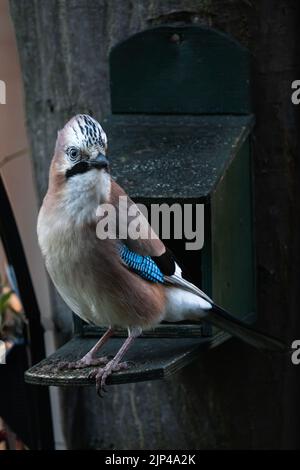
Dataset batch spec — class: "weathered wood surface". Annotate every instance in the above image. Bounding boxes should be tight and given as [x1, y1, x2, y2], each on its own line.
[10, 0, 300, 450]
[24, 334, 230, 387]
[24, 316, 254, 386]
[106, 114, 254, 200]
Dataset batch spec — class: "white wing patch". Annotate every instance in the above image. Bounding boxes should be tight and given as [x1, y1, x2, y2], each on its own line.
[174, 262, 182, 277]
[164, 273, 213, 303]
[162, 261, 213, 322]
[164, 288, 211, 322]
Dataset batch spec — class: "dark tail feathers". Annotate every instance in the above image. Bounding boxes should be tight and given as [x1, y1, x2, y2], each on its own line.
[209, 305, 289, 354]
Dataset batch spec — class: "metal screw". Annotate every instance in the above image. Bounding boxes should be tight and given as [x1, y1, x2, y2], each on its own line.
[170, 33, 181, 44]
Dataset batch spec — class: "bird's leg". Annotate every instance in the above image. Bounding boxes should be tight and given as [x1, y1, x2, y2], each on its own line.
[89, 326, 141, 396]
[57, 327, 114, 370]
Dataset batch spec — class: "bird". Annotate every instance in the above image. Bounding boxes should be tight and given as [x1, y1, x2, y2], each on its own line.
[37, 114, 288, 395]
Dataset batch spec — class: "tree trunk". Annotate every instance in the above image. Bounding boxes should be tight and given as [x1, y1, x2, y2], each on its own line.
[9, 0, 300, 449]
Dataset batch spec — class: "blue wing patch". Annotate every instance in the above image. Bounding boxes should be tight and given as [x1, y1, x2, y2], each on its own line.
[119, 244, 164, 284]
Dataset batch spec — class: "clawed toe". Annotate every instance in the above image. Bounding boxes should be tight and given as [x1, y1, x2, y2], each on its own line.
[97, 379, 108, 398]
[88, 369, 98, 380]
[90, 360, 130, 397]
[56, 361, 71, 370]
[55, 356, 110, 371]
[75, 357, 109, 368]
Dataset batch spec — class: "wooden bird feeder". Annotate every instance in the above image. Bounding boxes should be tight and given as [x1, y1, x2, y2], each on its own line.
[25, 25, 255, 387]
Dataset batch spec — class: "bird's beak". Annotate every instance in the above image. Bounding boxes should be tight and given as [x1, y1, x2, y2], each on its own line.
[89, 153, 109, 170]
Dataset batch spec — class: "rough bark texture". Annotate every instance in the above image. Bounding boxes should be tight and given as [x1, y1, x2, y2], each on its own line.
[9, 0, 300, 449]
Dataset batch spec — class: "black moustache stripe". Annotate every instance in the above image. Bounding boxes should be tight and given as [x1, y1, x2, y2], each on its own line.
[65, 161, 90, 179]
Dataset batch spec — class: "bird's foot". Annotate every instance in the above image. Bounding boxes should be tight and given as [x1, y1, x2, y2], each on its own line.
[56, 355, 111, 371]
[89, 360, 130, 396]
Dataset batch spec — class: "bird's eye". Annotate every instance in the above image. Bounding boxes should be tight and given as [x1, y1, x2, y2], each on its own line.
[68, 147, 80, 161]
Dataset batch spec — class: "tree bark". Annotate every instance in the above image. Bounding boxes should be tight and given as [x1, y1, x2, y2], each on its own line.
[9, 0, 300, 449]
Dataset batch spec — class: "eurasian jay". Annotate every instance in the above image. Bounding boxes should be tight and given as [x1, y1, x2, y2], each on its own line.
[37, 114, 287, 395]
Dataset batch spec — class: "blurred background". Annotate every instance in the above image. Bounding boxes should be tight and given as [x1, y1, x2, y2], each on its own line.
[0, 0, 65, 449]
[0, 0, 299, 450]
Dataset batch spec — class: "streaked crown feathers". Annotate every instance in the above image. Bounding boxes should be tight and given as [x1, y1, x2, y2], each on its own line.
[57, 114, 108, 153]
